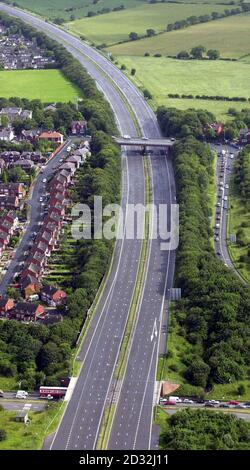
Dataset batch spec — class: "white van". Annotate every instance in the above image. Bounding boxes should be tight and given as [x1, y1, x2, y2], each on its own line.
[16, 390, 28, 399]
[169, 396, 182, 403]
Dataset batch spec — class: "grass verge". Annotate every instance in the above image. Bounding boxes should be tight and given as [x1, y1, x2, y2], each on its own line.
[0, 402, 66, 450]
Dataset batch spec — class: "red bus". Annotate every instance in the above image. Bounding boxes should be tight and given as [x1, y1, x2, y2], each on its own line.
[39, 386, 67, 398]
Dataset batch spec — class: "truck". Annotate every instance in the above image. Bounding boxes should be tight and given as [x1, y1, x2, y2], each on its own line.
[168, 396, 182, 403]
[39, 386, 67, 399]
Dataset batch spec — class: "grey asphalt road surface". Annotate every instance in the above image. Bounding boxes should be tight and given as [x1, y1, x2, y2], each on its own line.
[212, 143, 244, 282]
[0, 142, 70, 295]
[0, 399, 46, 412]
[108, 154, 176, 450]
[0, 4, 176, 450]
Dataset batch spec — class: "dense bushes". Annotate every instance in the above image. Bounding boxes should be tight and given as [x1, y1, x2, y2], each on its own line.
[160, 409, 250, 450]
[157, 107, 250, 389]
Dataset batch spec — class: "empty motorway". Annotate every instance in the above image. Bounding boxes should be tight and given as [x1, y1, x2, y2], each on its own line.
[0, 3, 176, 450]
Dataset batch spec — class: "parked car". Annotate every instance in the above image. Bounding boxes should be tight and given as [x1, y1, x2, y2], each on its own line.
[219, 403, 230, 408]
[228, 401, 239, 405]
[0, 390, 4, 398]
[183, 399, 194, 404]
[162, 400, 176, 406]
[205, 402, 216, 407]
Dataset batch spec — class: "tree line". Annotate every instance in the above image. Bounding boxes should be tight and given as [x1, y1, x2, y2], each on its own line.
[157, 106, 250, 390]
[160, 408, 250, 450]
[168, 93, 250, 102]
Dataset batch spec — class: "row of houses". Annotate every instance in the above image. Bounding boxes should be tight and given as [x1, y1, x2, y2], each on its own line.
[0, 285, 67, 322]
[0, 211, 19, 257]
[0, 30, 56, 70]
[0, 107, 33, 122]
[18, 143, 90, 298]
[0, 150, 44, 170]
[0, 183, 26, 211]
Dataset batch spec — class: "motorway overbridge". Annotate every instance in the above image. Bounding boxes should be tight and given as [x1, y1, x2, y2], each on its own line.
[113, 136, 176, 153]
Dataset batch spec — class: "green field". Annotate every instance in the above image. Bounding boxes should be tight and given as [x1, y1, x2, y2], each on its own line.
[110, 13, 250, 58]
[0, 69, 80, 102]
[116, 56, 250, 120]
[67, 3, 227, 45]
[2, 0, 144, 21]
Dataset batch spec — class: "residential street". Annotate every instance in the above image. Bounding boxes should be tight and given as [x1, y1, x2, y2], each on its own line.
[0, 142, 70, 295]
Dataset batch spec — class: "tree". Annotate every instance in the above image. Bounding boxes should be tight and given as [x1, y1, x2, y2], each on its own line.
[185, 358, 210, 387]
[0, 430, 7, 442]
[120, 64, 126, 70]
[161, 409, 250, 450]
[0, 114, 8, 127]
[129, 32, 138, 41]
[67, 288, 89, 319]
[146, 29, 156, 37]
[177, 50, 190, 60]
[143, 89, 152, 100]
[8, 166, 27, 183]
[131, 68, 136, 76]
[191, 45, 206, 59]
[207, 49, 220, 60]
[237, 384, 246, 396]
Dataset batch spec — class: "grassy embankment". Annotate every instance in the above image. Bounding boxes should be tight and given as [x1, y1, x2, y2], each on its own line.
[0, 402, 66, 450]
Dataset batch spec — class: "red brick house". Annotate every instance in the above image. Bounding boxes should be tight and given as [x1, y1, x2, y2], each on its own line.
[39, 131, 64, 144]
[26, 250, 46, 269]
[0, 195, 20, 210]
[0, 183, 26, 198]
[21, 262, 42, 280]
[36, 230, 55, 250]
[41, 285, 67, 307]
[9, 302, 45, 322]
[31, 240, 51, 258]
[20, 275, 41, 300]
[206, 122, 224, 136]
[0, 297, 14, 315]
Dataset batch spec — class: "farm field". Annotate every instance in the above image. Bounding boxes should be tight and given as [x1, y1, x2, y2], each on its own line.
[1, 0, 144, 21]
[118, 56, 250, 120]
[67, 3, 227, 45]
[0, 69, 81, 102]
[109, 13, 250, 58]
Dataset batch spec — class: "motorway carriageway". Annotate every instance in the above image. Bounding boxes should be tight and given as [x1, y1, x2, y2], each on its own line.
[0, 4, 176, 450]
